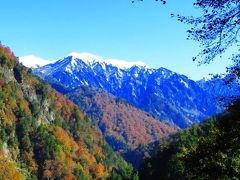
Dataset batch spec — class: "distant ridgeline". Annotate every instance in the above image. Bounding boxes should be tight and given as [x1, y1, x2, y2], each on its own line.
[33, 54, 222, 129]
[0, 44, 138, 179]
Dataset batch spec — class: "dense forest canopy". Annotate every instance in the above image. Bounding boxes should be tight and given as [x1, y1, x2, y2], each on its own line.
[0, 44, 138, 179]
[139, 99, 240, 179]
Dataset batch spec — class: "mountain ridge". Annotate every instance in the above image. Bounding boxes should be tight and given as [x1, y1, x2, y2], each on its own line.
[33, 55, 221, 128]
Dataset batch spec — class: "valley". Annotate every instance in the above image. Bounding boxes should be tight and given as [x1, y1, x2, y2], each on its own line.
[1, 0, 239, 178]
[21, 52, 230, 167]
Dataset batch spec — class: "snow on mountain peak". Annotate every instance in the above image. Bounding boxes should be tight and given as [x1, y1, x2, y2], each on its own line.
[19, 55, 54, 68]
[67, 52, 147, 69]
[105, 59, 147, 69]
[68, 52, 104, 63]
[202, 74, 214, 81]
[20, 52, 148, 70]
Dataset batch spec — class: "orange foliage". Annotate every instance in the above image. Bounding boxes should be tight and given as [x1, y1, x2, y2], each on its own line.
[49, 89, 86, 122]
[0, 155, 23, 180]
[19, 99, 30, 113]
[91, 90, 175, 148]
[23, 151, 38, 174]
[0, 44, 134, 180]
[64, 174, 76, 180]
[43, 169, 53, 179]
[9, 97, 17, 110]
[54, 126, 78, 153]
[65, 156, 75, 171]
[54, 101, 62, 111]
[76, 141, 88, 157]
[0, 44, 15, 62]
[88, 155, 97, 167]
[94, 146, 105, 159]
[94, 163, 105, 178]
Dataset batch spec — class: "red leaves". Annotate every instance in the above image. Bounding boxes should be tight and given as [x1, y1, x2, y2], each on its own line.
[0, 44, 15, 62]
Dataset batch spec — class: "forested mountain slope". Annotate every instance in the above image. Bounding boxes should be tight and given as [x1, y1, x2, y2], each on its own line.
[0, 44, 137, 179]
[66, 86, 175, 167]
[139, 100, 240, 179]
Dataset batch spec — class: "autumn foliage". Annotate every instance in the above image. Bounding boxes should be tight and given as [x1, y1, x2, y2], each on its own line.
[0, 44, 137, 179]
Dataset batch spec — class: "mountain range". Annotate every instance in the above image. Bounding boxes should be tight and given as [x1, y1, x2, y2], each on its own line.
[21, 52, 235, 167]
[31, 53, 221, 128]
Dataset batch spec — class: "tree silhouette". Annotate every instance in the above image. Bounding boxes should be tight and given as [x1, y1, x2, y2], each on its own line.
[177, 0, 239, 65]
[133, 1, 240, 80]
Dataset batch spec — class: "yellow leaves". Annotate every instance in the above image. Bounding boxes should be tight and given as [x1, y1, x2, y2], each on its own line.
[76, 141, 108, 178]
[65, 156, 75, 172]
[54, 101, 62, 111]
[64, 174, 76, 180]
[54, 126, 78, 153]
[88, 155, 97, 167]
[22, 151, 38, 174]
[43, 160, 55, 179]
[43, 169, 53, 179]
[9, 98, 17, 110]
[76, 141, 89, 158]
[56, 151, 75, 174]
[19, 100, 29, 111]
[94, 163, 106, 179]
[74, 108, 85, 120]
[0, 155, 24, 180]
[0, 45, 15, 62]
[94, 146, 105, 160]
[44, 151, 76, 179]
[0, 110, 8, 125]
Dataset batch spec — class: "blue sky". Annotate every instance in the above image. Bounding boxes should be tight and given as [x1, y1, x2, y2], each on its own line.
[1, 0, 231, 80]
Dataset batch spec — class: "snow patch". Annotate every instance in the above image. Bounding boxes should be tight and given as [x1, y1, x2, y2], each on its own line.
[67, 52, 148, 69]
[65, 65, 73, 74]
[19, 55, 54, 68]
[180, 79, 189, 88]
[105, 59, 147, 69]
[68, 52, 104, 64]
[203, 74, 215, 81]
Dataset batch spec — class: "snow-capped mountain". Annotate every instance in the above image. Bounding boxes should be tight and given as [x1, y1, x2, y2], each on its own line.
[19, 55, 54, 68]
[67, 52, 147, 69]
[33, 53, 221, 128]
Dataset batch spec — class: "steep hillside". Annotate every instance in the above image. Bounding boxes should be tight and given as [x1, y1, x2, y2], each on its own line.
[0, 44, 137, 179]
[139, 100, 240, 179]
[66, 86, 175, 166]
[33, 54, 220, 128]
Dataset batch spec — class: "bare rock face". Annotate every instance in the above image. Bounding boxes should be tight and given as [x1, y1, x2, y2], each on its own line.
[0, 67, 14, 83]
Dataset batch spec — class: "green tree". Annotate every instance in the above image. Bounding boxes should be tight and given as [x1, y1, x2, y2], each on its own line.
[139, 100, 240, 179]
